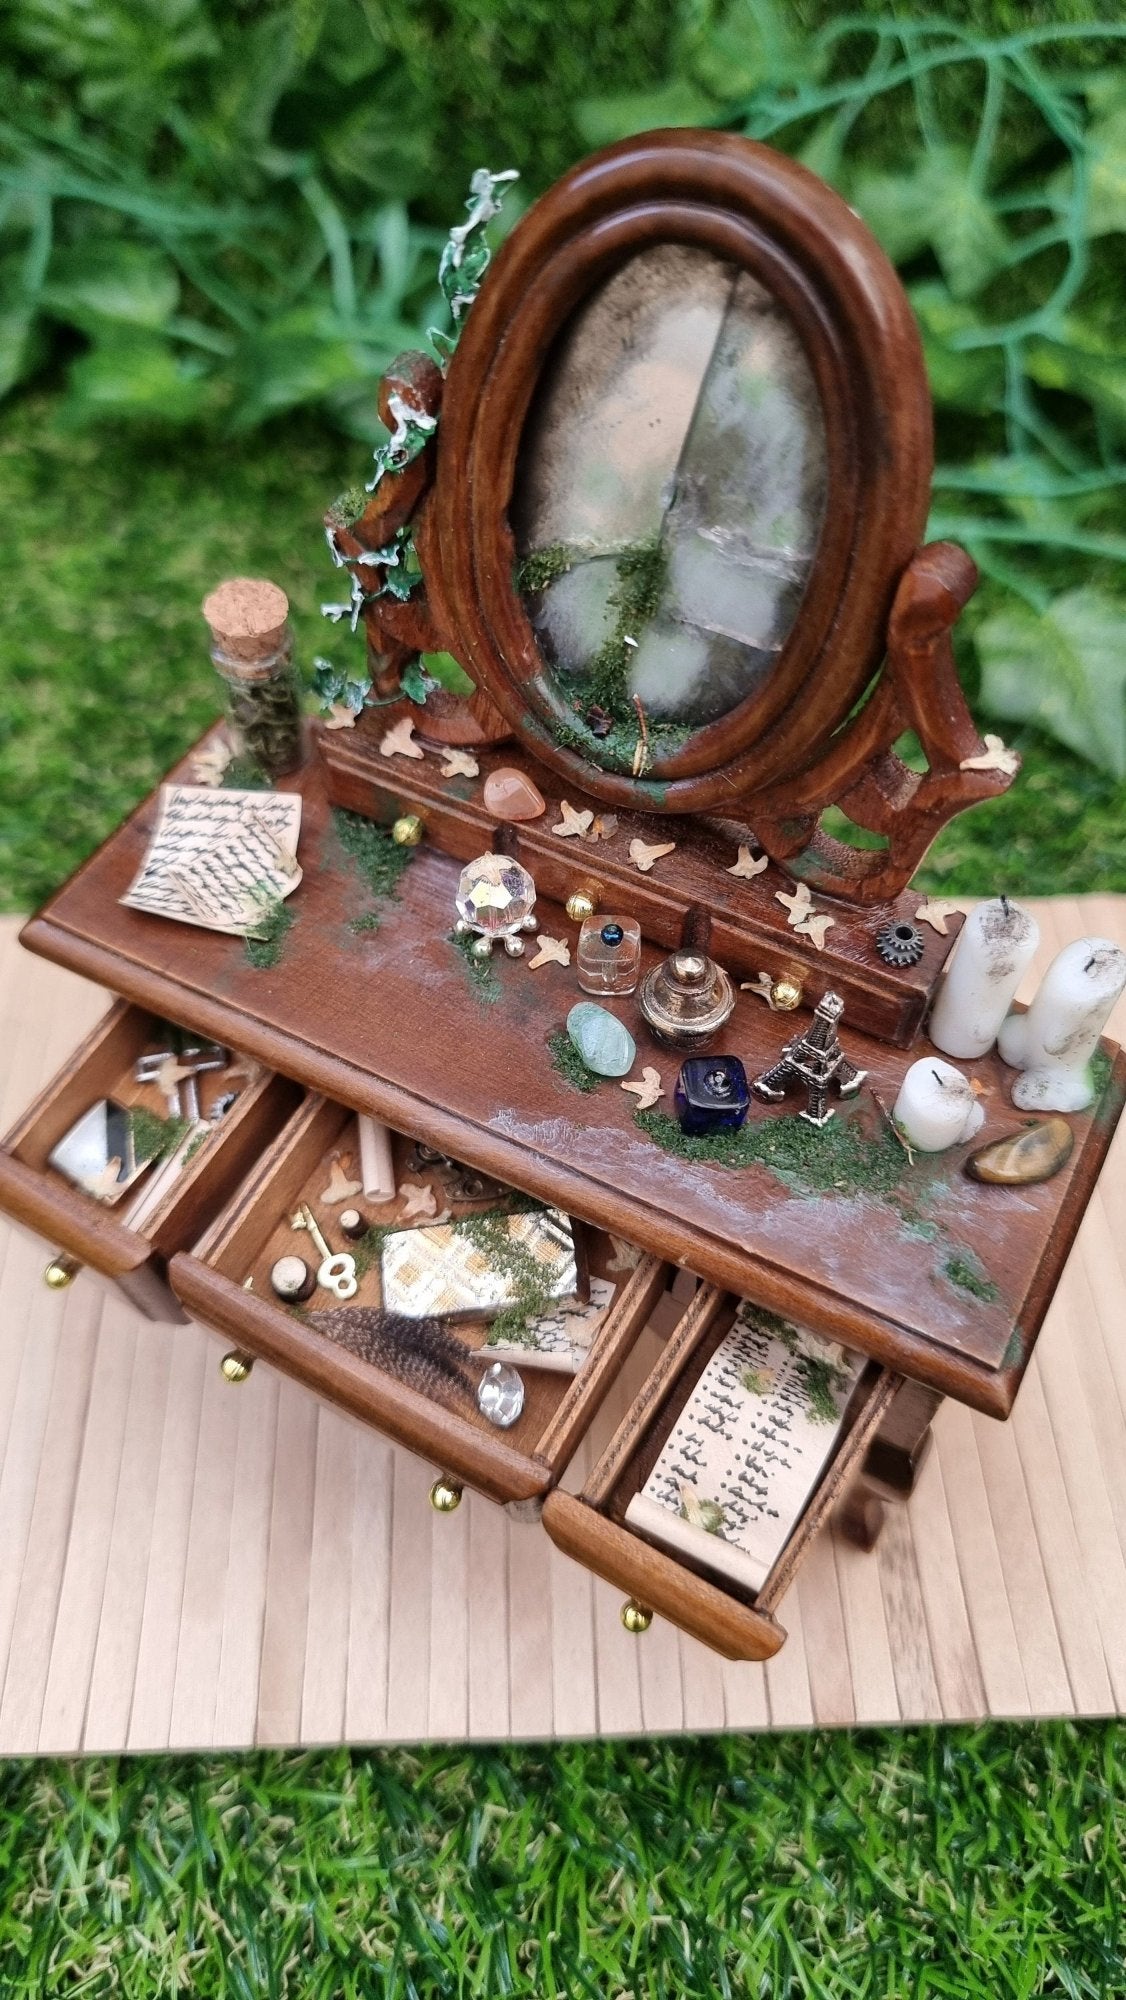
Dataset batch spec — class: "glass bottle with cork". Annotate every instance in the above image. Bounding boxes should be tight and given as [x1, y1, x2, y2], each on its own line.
[202, 577, 303, 779]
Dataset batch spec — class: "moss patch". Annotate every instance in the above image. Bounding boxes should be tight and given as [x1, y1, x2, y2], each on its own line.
[449, 928, 502, 1004]
[452, 1209, 561, 1347]
[583, 539, 667, 719]
[244, 895, 295, 970]
[548, 1028, 600, 1095]
[331, 808, 415, 933]
[128, 1107, 192, 1165]
[634, 1105, 906, 1200]
[941, 1251, 1001, 1303]
[515, 544, 576, 594]
[220, 756, 272, 791]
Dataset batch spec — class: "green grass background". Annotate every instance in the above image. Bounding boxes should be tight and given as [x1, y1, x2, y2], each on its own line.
[3, 0, 1126, 1988]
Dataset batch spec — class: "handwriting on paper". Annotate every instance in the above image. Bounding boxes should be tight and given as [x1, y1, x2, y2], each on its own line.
[121, 785, 302, 936]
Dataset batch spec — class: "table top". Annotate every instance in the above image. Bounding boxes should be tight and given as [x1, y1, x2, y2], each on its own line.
[22, 731, 1126, 1418]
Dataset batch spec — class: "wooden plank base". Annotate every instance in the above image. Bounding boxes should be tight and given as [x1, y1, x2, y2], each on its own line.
[2, 912, 1126, 1750]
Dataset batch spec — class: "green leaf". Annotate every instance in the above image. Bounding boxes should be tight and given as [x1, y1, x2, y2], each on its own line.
[909, 284, 1005, 414]
[574, 80, 719, 148]
[853, 149, 1009, 299]
[976, 588, 1126, 778]
[1052, 82, 1126, 238]
[689, 0, 811, 102]
[1026, 324, 1126, 436]
[419, 650, 475, 696]
[399, 659, 430, 704]
[0, 294, 46, 400]
[41, 242, 180, 332]
[63, 331, 213, 425]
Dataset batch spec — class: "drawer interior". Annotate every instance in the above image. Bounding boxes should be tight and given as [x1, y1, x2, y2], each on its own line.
[576, 1288, 901, 1619]
[180, 1091, 678, 1486]
[1, 998, 302, 1264]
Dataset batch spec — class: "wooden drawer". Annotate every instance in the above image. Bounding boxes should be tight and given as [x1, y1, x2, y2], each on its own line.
[0, 1000, 303, 1321]
[169, 1091, 680, 1507]
[543, 1285, 902, 1660]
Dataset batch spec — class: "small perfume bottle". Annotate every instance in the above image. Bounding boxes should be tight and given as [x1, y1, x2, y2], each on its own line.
[577, 916, 641, 996]
[674, 1056, 751, 1136]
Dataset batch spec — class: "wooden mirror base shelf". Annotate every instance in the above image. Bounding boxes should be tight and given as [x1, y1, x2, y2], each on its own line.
[5, 730, 1124, 1660]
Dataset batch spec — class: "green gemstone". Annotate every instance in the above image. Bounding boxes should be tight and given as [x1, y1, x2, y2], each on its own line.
[566, 1002, 636, 1078]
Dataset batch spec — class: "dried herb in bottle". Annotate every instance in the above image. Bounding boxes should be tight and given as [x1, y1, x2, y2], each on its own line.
[202, 577, 303, 779]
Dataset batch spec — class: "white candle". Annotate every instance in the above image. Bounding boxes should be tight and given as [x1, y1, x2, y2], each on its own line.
[928, 897, 1041, 1059]
[893, 1058, 986, 1153]
[357, 1113, 396, 1201]
[998, 937, 1126, 1112]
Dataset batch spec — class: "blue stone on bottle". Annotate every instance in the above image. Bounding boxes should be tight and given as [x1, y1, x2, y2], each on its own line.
[674, 1056, 751, 1136]
[566, 1002, 636, 1078]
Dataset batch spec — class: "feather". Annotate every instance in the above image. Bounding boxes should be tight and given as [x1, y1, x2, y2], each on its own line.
[306, 1306, 476, 1410]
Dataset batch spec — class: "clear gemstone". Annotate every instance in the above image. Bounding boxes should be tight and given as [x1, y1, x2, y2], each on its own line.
[477, 1361, 525, 1427]
[455, 853, 537, 938]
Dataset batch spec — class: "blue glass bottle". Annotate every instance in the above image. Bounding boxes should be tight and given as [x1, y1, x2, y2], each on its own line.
[674, 1056, 751, 1137]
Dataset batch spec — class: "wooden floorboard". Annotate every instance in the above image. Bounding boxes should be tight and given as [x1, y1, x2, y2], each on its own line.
[1, 904, 1125, 1751]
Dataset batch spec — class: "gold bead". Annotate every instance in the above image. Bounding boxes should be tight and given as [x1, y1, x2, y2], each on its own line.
[565, 889, 598, 923]
[220, 1351, 254, 1384]
[771, 976, 804, 1012]
[620, 1599, 653, 1635]
[391, 814, 424, 847]
[44, 1256, 79, 1290]
[430, 1476, 463, 1513]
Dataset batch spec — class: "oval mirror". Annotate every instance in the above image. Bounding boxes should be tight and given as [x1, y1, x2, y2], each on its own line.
[510, 242, 828, 776]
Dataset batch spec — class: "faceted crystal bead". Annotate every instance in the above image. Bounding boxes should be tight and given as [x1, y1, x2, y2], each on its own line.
[455, 852, 537, 939]
[477, 1361, 526, 1427]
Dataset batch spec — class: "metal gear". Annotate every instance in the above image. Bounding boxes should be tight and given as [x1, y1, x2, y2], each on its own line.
[875, 919, 925, 968]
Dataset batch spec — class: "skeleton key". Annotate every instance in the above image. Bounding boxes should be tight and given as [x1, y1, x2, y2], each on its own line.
[290, 1203, 357, 1299]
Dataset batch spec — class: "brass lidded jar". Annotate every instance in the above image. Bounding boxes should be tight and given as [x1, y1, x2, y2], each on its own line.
[638, 948, 736, 1051]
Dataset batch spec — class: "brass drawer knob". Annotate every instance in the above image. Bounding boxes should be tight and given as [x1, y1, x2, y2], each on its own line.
[220, 1351, 254, 1383]
[44, 1255, 81, 1290]
[430, 1476, 463, 1513]
[565, 889, 599, 923]
[391, 814, 425, 847]
[620, 1599, 653, 1635]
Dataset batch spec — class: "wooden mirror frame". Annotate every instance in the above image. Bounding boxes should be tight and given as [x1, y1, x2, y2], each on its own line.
[321, 130, 1016, 904]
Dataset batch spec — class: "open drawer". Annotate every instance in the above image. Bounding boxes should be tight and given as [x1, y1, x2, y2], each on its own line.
[542, 1285, 902, 1660]
[169, 1090, 681, 1507]
[0, 999, 303, 1321]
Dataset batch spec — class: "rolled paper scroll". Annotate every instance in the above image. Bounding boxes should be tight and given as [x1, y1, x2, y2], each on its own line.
[892, 1058, 985, 1154]
[998, 938, 1126, 1112]
[928, 897, 1040, 1059]
[357, 1114, 396, 1203]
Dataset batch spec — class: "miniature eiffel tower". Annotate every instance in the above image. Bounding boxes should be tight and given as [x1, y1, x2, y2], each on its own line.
[751, 992, 868, 1127]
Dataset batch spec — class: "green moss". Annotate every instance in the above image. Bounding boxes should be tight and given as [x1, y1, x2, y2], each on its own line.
[584, 539, 667, 720]
[515, 544, 576, 594]
[1089, 1048, 1113, 1100]
[448, 928, 503, 1003]
[346, 910, 383, 935]
[128, 1107, 192, 1165]
[326, 487, 368, 533]
[941, 1251, 1001, 1304]
[331, 808, 415, 909]
[634, 1105, 906, 1200]
[799, 1355, 844, 1425]
[452, 1209, 561, 1347]
[244, 895, 295, 970]
[548, 1028, 600, 1094]
[349, 1224, 393, 1285]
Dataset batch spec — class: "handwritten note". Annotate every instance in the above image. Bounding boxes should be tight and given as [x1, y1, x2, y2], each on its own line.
[122, 785, 302, 936]
[625, 1304, 863, 1594]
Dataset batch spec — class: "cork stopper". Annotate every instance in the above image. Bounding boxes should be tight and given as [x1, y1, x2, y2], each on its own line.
[202, 578, 289, 674]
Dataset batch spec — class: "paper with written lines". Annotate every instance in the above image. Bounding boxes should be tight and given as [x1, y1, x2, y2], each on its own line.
[121, 785, 302, 936]
[625, 1303, 863, 1595]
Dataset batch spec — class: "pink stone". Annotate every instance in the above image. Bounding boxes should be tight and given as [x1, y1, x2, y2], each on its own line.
[483, 767, 546, 822]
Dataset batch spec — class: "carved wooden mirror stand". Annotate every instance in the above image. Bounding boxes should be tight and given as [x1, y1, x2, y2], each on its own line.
[318, 131, 1016, 1044]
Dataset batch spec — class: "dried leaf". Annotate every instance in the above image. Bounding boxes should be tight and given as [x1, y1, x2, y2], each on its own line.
[552, 800, 595, 838]
[398, 1181, 438, 1221]
[322, 703, 358, 732]
[958, 732, 1020, 776]
[728, 843, 768, 879]
[528, 934, 571, 969]
[439, 749, 479, 778]
[796, 912, 835, 950]
[629, 838, 676, 873]
[915, 898, 963, 935]
[740, 972, 779, 1009]
[380, 716, 425, 761]
[776, 882, 813, 926]
[321, 1154, 363, 1204]
[620, 1065, 664, 1111]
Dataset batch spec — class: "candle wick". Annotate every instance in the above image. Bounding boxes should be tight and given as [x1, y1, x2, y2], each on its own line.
[1085, 955, 1096, 973]
[1000, 894, 1010, 917]
[931, 1069, 944, 1085]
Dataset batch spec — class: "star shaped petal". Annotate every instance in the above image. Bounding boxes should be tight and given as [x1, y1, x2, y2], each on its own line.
[322, 704, 358, 731]
[728, 844, 768, 880]
[629, 838, 676, 873]
[795, 912, 835, 950]
[960, 733, 1020, 777]
[740, 972, 779, 1009]
[321, 1154, 363, 1204]
[380, 716, 425, 760]
[439, 749, 479, 778]
[914, 898, 963, 935]
[552, 800, 594, 838]
[776, 882, 813, 926]
[528, 934, 571, 970]
[398, 1181, 438, 1221]
[606, 1235, 641, 1273]
[620, 1065, 665, 1111]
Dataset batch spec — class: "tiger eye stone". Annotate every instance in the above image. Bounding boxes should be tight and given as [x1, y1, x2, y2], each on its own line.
[965, 1116, 1074, 1186]
[482, 768, 546, 821]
